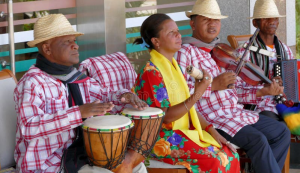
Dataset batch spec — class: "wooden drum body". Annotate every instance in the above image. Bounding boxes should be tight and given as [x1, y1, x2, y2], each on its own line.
[121, 107, 165, 157]
[82, 115, 134, 170]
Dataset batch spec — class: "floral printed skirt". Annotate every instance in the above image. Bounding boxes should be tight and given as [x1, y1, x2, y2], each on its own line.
[150, 129, 240, 173]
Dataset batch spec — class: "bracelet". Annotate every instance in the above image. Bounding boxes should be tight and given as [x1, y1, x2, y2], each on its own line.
[183, 100, 189, 111]
[205, 124, 213, 132]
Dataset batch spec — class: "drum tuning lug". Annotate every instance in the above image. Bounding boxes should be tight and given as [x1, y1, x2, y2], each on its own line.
[282, 98, 286, 102]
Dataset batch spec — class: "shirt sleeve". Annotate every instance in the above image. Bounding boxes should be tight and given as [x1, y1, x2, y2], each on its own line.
[89, 78, 129, 105]
[134, 68, 170, 109]
[235, 76, 263, 104]
[284, 44, 295, 60]
[78, 60, 89, 75]
[14, 80, 83, 141]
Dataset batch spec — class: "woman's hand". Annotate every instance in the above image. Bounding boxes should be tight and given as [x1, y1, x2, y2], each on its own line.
[193, 69, 212, 99]
[208, 127, 237, 153]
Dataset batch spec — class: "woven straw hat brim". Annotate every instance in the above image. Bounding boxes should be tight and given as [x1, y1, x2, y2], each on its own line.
[27, 31, 83, 47]
[249, 0, 285, 19]
[249, 14, 285, 19]
[185, 11, 228, 19]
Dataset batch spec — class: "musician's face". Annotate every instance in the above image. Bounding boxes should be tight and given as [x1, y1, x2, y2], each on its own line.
[40, 35, 80, 66]
[253, 18, 279, 35]
[151, 19, 182, 54]
[190, 15, 221, 43]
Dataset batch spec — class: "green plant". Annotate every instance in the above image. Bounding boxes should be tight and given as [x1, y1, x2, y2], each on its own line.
[20, 0, 49, 31]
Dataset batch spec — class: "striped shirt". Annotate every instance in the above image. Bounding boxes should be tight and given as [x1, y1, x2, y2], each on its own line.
[175, 44, 263, 137]
[79, 52, 137, 114]
[14, 66, 128, 173]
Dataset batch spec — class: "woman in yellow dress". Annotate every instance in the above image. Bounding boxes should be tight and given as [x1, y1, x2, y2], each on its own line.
[133, 13, 240, 173]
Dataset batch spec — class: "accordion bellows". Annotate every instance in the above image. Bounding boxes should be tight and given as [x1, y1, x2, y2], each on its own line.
[276, 103, 300, 135]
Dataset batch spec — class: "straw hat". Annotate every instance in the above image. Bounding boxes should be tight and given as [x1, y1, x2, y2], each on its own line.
[185, 0, 228, 19]
[27, 14, 83, 47]
[250, 0, 285, 19]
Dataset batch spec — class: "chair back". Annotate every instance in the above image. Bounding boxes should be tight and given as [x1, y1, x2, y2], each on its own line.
[0, 69, 17, 170]
[227, 34, 252, 49]
[78, 52, 137, 114]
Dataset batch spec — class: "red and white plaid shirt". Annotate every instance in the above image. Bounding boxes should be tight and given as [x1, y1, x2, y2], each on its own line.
[175, 44, 264, 137]
[79, 52, 137, 114]
[14, 66, 128, 173]
[236, 41, 294, 114]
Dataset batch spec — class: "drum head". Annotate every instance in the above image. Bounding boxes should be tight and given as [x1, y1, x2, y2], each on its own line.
[83, 115, 133, 131]
[122, 107, 164, 119]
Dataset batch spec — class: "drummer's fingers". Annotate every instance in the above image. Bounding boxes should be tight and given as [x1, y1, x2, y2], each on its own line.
[134, 98, 148, 110]
[128, 95, 140, 108]
[90, 109, 106, 115]
[96, 102, 114, 107]
[96, 104, 114, 111]
[100, 102, 114, 109]
[91, 104, 113, 112]
[140, 100, 148, 108]
[132, 97, 143, 108]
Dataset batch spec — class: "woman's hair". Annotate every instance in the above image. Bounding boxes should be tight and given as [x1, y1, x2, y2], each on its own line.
[133, 13, 171, 49]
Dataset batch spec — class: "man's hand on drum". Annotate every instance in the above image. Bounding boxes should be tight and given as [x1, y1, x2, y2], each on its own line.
[211, 71, 236, 91]
[208, 127, 237, 153]
[120, 92, 148, 110]
[257, 79, 284, 97]
[79, 100, 114, 118]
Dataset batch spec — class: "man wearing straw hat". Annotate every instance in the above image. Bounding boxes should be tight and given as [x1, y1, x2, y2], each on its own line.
[175, 0, 290, 172]
[237, 0, 294, 120]
[13, 14, 147, 173]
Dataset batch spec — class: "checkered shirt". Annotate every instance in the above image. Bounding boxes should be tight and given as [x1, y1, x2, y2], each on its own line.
[236, 41, 294, 114]
[14, 66, 128, 173]
[175, 44, 263, 137]
[79, 52, 137, 114]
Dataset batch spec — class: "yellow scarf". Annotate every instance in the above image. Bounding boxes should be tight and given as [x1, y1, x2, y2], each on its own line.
[150, 50, 220, 148]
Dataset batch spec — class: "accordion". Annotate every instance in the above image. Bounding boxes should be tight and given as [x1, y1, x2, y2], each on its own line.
[274, 59, 300, 103]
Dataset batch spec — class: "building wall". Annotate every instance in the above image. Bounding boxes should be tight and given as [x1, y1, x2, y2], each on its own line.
[217, 0, 250, 44]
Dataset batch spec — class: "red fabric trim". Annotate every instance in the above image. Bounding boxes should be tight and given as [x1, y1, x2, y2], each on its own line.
[200, 47, 212, 53]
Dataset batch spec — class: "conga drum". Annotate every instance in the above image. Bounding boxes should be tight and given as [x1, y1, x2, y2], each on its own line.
[121, 107, 165, 157]
[82, 115, 134, 170]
